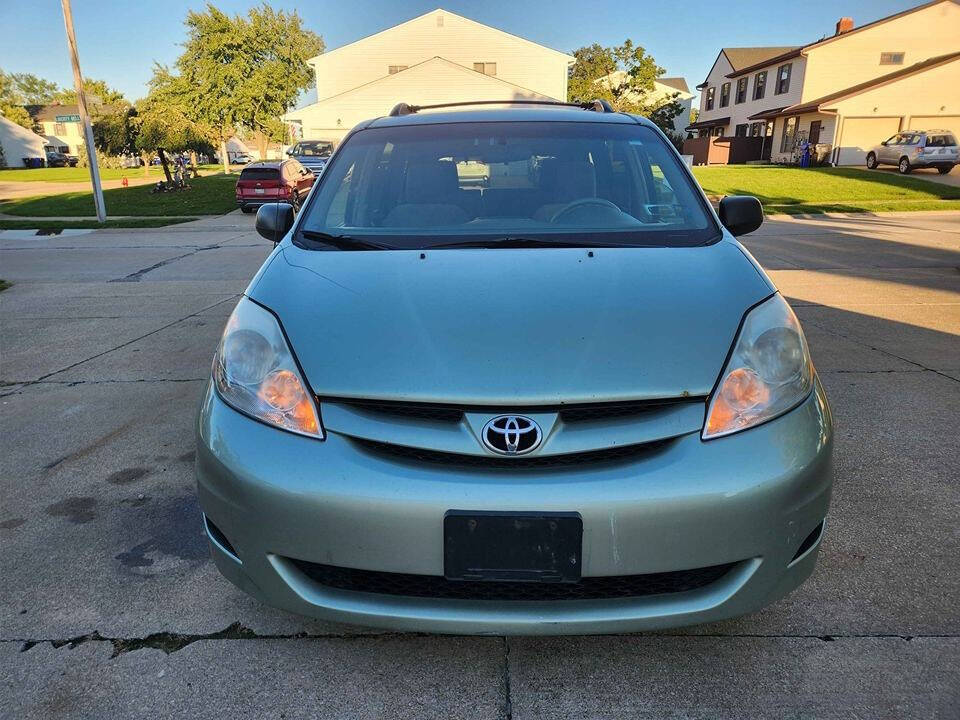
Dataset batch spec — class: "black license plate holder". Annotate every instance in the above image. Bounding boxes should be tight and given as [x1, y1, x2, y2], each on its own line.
[444, 511, 582, 583]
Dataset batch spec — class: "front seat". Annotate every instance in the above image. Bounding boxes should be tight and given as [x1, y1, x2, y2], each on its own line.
[533, 159, 598, 222]
[383, 160, 469, 227]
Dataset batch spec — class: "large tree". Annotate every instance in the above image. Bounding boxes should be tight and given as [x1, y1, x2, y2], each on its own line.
[51, 78, 126, 105]
[568, 40, 684, 145]
[135, 74, 214, 180]
[152, 3, 323, 173]
[0, 69, 58, 129]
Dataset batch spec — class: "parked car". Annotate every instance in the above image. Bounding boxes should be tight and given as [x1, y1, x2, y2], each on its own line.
[234, 159, 315, 213]
[866, 130, 958, 174]
[286, 140, 334, 174]
[45, 151, 78, 168]
[231, 153, 253, 165]
[199, 102, 834, 634]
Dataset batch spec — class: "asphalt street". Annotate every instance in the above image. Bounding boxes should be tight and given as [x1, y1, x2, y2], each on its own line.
[1, 210, 958, 718]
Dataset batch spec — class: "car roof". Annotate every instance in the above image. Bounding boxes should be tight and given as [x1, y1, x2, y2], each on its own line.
[242, 161, 282, 169]
[366, 106, 655, 129]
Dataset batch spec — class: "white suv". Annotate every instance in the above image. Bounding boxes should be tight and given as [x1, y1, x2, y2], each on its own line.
[866, 130, 958, 175]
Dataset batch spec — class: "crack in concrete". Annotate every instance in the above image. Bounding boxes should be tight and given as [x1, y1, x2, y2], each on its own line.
[1, 378, 205, 387]
[109, 245, 222, 283]
[0, 294, 238, 397]
[502, 637, 513, 720]
[11, 629, 955, 661]
[800, 316, 960, 385]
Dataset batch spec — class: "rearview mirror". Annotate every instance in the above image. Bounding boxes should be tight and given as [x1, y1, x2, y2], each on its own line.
[718, 195, 763, 237]
[255, 203, 295, 244]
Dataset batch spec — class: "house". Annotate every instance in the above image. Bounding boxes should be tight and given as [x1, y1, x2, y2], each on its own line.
[686, 0, 960, 165]
[0, 112, 47, 167]
[597, 72, 695, 137]
[27, 100, 121, 157]
[284, 8, 575, 143]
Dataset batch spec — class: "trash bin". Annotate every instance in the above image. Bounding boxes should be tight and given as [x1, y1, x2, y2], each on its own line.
[813, 143, 832, 166]
[21, 157, 44, 169]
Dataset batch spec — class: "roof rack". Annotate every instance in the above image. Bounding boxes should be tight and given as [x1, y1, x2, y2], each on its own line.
[388, 99, 616, 117]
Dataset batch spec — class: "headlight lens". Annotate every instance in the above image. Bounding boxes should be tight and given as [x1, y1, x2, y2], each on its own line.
[703, 293, 813, 439]
[213, 297, 323, 439]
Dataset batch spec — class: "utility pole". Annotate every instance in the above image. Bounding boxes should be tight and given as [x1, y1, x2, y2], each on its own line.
[60, 0, 106, 222]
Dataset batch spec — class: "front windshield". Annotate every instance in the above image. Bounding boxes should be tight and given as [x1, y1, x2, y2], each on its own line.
[296, 121, 717, 249]
[298, 141, 333, 156]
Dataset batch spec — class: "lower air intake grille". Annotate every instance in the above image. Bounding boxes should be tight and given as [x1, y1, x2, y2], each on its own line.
[288, 559, 736, 601]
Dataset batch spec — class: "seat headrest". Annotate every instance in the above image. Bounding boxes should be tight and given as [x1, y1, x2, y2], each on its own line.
[539, 159, 597, 201]
[404, 160, 459, 203]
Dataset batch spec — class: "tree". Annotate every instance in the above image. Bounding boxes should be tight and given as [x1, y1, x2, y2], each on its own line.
[158, 3, 323, 173]
[51, 78, 126, 105]
[568, 40, 684, 144]
[1, 69, 58, 129]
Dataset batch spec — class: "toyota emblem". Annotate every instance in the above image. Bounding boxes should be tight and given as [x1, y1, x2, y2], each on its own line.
[481, 415, 542, 455]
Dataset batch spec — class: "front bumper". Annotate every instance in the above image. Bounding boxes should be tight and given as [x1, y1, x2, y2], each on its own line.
[196, 381, 833, 634]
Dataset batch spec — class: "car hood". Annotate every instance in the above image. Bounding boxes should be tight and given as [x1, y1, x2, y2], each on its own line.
[250, 239, 773, 404]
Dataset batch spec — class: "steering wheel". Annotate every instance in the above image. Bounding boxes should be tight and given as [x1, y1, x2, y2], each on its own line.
[550, 198, 622, 224]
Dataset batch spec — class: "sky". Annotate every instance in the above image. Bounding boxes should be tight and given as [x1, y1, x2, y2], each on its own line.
[0, 0, 919, 107]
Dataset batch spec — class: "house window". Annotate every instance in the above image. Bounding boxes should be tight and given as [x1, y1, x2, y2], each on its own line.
[436, 15, 444, 26]
[712, 126, 724, 137]
[879, 52, 904, 65]
[705, 87, 715, 111]
[473, 62, 496, 76]
[719, 82, 730, 108]
[775, 63, 792, 94]
[388, 65, 408, 74]
[54, 122, 66, 135]
[753, 71, 767, 100]
[749, 122, 764, 136]
[780, 116, 797, 152]
[735, 124, 748, 137]
[735, 77, 747, 104]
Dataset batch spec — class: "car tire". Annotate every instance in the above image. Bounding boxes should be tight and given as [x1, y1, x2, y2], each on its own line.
[937, 165, 954, 175]
[866, 152, 878, 169]
[240, 205, 254, 214]
[898, 157, 911, 174]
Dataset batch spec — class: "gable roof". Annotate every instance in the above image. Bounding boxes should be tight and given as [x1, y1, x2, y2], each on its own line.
[28, 102, 124, 121]
[309, 8, 574, 65]
[726, 0, 960, 78]
[285, 56, 555, 120]
[785, 50, 960, 114]
[658, 77, 690, 93]
[696, 47, 799, 88]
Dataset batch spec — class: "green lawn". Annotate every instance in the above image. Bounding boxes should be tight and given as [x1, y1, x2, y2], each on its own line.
[0, 218, 196, 230]
[691, 166, 960, 213]
[0, 166, 171, 182]
[0, 173, 237, 217]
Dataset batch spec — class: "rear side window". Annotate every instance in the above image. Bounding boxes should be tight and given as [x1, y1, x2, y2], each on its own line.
[239, 168, 279, 181]
[298, 121, 717, 249]
[925, 135, 957, 147]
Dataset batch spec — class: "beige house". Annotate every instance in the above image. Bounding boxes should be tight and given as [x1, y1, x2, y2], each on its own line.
[284, 8, 575, 143]
[687, 0, 960, 165]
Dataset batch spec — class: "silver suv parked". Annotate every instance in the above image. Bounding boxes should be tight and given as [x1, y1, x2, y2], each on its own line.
[866, 130, 958, 174]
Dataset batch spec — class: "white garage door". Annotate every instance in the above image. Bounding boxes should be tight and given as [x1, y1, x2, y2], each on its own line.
[837, 117, 902, 165]
[910, 116, 960, 140]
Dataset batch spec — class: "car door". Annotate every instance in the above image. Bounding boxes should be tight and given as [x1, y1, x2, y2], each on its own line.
[880, 134, 901, 163]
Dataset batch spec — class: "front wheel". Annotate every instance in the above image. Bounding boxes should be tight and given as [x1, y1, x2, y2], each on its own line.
[898, 157, 911, 174]
[937, 165, 954, 175]
[866, 152, 878, 169]
[240, 205, 254, 214]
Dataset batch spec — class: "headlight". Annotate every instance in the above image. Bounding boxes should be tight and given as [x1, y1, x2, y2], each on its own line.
[213, 297, 323, 439]
[703, 293, 813, 439]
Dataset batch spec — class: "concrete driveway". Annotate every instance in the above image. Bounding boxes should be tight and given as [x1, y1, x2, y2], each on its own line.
[1, 211, 958, 718]
[865, 164, 960, 187]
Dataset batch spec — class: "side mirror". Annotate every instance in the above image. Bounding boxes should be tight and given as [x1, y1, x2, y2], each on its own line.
[880, 140, 888, 146]
[718, 195, 763, 237]
[286, 149, 294, 156]
[255, 203, 295, 244]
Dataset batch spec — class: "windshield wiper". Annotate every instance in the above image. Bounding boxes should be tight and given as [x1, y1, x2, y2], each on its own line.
[427, 236, 629, 250]
[298, 230, 392, 251]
